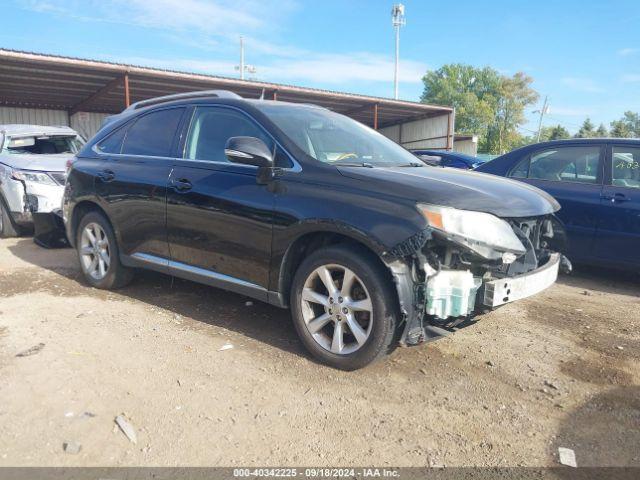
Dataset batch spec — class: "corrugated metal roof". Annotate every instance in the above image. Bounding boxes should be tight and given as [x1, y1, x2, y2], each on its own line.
[0, 49, 452, 128]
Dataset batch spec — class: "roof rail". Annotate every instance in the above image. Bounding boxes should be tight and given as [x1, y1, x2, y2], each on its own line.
[126, 90, 242, 111]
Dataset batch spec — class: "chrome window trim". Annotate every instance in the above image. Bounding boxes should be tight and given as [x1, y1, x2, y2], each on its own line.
[91, 103, 302, 173]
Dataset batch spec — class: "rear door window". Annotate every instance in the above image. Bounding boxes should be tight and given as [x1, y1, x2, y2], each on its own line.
[510, 146, 602, 184]
[121, 108, 185, 157]
[611, 146, 640, 189]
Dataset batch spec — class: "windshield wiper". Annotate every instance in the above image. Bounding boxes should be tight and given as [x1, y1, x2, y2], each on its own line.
[397, 162, 425, 167]
[335, 162, 375, 168]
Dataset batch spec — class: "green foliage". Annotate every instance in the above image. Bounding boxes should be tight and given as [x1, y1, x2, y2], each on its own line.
[595, 124, 608, 137]
[609, 111, 640, 138]
[575, 118, 596, 138]
[610, 120, 632, 138]
[421, 64, 538, 154]
[539, 124, 571, 141]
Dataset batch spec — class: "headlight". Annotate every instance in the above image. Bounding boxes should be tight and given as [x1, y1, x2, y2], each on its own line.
[417, 203, 526, 258]
[11, 170, 57, 186]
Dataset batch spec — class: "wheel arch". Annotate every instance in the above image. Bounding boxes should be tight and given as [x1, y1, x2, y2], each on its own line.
[69, 200, 114, 248]
[276, 226, 396, 308]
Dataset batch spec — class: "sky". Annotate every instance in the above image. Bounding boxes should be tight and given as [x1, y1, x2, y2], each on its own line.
[2, 0, 639, 134]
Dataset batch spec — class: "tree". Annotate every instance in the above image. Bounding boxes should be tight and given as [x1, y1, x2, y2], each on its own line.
[610, 120, 632, 138]
[610, 111, 639, 138]
[539, 124, 570, 141]
[595, 123, 608, 137]
[575, 118, 596, 138]
[483, 72, 539, 153]
[421, 64, 500, 140]
[421, 64, 538, 154]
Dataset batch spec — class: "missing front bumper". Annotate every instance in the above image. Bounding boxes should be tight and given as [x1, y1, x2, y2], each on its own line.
[482, 253, 560, 308]
[396, 253, 561, 346]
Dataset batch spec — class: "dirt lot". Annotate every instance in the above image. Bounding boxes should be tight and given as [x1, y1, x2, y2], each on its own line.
[0, 237, 638, 467]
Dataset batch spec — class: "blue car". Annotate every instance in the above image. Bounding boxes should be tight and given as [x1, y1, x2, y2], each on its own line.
[412, 149, 486, 170]
[476, 139, 640, 271]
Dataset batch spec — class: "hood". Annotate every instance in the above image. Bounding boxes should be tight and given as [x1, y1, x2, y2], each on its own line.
[0, 153, 73, 172]
[337, 165, 560, 218]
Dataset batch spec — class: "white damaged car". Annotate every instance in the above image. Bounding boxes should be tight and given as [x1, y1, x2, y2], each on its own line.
[0, 124, 84, 238]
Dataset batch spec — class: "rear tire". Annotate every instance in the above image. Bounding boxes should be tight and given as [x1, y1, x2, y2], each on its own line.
[0, 196, 21, 238]
[76, 211, 133, 289]
[290, 244, 399, 370]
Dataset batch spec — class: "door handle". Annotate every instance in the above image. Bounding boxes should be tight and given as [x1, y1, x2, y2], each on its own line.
[98, 169, 115, 182]
[601, 193, 629, 203]
[173, 178, 192, 192]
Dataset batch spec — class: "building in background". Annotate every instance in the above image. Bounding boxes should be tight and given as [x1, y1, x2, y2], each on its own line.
[0, 50, 454, 148]
[453, 134, 478, 156]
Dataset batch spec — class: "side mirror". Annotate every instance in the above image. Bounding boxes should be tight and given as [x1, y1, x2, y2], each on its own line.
[225, 136, 273, 168]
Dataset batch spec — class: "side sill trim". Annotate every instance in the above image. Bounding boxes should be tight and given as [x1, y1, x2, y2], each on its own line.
[127, 252, 278, 304]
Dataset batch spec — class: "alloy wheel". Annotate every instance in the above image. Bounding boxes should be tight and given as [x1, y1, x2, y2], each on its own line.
[79, 222, 110, 280]
[300, 264, 373, 355]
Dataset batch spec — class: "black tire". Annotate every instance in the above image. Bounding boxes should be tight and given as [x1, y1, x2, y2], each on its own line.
[76, 211, 134, 289]
[290, 244, 399, 370]
[0, 196, 21, 238]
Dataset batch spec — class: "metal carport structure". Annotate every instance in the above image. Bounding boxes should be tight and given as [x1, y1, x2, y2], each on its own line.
[0, 49, 454, 147]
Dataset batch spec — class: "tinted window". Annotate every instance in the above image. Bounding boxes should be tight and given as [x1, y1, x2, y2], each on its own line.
[96, 127, 127, 154]
[122, 108, 184, 157]
[510, 146, 601, 184]
[612, 146, 640, 189]
[185, 107, 273, 163]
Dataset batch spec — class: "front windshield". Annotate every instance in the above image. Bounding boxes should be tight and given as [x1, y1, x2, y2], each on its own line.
[5, 135, 84, 155]
[254, 103, 422, 167]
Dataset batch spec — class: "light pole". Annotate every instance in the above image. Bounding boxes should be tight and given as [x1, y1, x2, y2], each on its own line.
[235, 36, 257, 80]
[391, 4, 405, 100]
[535, 96, 549, 142]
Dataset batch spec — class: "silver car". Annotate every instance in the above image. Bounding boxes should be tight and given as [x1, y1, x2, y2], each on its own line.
[0, 124, 84, 237]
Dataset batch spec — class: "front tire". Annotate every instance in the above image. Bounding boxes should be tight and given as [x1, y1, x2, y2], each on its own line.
[0, 196, 21, 238]
[290, 244, 399, 370]
[76, 211, 133, 289]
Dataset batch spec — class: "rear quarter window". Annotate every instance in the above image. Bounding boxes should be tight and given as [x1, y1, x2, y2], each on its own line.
[121, 108, 185, 157]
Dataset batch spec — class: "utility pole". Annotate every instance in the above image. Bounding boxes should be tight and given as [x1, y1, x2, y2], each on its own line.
[391, 4, 405, 100]
[535, 96, 549, 142]
[235, 36, 256, 80]
[239, 36, 245, 80]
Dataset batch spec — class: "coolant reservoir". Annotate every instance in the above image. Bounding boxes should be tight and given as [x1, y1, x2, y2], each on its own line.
[425, 270, 482, 320]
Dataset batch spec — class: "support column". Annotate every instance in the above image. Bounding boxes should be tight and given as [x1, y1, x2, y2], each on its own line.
[124, 73, 130, 108]
[373, 103, 379, 130]
[446, 111, 453, 150]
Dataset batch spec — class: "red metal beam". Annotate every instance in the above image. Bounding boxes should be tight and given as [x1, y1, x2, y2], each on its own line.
[70, 74, 126, 115]
[373, 103, 379, 130]
[124, 72, 130, 108]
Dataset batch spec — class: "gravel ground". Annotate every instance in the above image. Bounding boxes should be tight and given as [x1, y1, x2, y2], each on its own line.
[0, 237, 638, 467]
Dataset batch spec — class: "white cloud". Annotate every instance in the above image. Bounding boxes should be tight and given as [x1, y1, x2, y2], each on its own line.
[21, 0, 295, 35]
[561, 77, 604, 93]
[21, 0, 429, 87]
[617, 48, 639, 57]
[621, 73, 640, 83]
[111, 53, 427, 85]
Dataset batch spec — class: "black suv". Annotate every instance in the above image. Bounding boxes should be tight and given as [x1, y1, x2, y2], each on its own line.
[64, 90, 565, 370]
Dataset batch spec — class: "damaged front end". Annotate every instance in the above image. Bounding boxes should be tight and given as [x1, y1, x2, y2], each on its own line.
[386, 205, 570, 346]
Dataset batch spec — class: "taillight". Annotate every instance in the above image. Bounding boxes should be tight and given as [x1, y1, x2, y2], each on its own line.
[65, 157, 76, 174]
